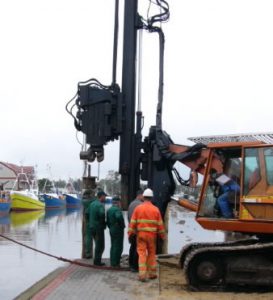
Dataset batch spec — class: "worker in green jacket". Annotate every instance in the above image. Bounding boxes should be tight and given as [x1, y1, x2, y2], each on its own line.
[106, 196, 125, 267]
[89, 190, 107, 266]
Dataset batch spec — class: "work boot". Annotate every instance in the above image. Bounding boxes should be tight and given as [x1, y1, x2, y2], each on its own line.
[94, 262, 105, 266]
[130, 268, 138, 273]
[138, 276, 146, 282]
[148, 275, 157, 280]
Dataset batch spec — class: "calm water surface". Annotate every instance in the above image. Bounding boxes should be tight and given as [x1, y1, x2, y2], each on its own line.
[0, 203, 224, 300]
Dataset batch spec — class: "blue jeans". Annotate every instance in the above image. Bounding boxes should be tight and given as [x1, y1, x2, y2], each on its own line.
[217, 192, 233, 218]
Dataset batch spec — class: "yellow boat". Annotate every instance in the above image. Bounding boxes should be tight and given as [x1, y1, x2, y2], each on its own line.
[10, 190, 45, 211]
[10, 210, 44, 227]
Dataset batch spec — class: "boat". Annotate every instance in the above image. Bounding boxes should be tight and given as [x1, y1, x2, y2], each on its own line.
[0, 191, 11, 216]
[63, 181, 81, 208]
[10, 171, 45, 211]
[42, 193, 66, 209]
[11, 190, 45, 211]
[40, 179, 66, 209]
[64, 193, 81, 208]
[105, 196, 112, 205]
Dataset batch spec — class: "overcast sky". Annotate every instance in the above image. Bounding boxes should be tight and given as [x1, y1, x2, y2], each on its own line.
[1, 0, 273, 180]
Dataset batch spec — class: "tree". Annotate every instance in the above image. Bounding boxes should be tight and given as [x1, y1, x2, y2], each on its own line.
[38, 178, 52, 192]
[54, 179, 67, 189]
[97, 170, 121, 196]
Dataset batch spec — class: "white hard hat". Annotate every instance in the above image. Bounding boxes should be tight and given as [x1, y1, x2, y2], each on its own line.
[143, 188, 154, 198]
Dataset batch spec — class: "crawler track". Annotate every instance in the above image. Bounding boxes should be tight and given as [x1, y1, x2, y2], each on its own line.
[181, 239, 273, 290]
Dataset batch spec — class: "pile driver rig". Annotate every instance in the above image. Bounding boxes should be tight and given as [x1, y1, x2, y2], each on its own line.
[67, 0, 273, 290]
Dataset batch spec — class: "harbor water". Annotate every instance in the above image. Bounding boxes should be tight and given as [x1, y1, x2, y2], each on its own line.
[0, 203, 224, 300]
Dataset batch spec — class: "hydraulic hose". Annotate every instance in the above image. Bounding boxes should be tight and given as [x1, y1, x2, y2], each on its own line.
[0, 233, 129, 272]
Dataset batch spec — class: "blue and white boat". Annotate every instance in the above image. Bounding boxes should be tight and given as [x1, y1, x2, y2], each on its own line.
[42, 193, 66, 209]
[41, 177, 66, 209]
[0, 191, 11, 216]
[64, 193, 81, 208]
[63, 181, 81, 208]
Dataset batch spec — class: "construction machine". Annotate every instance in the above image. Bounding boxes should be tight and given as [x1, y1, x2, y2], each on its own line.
[67, 0, 273, 290]
[172, 133, 273, 289]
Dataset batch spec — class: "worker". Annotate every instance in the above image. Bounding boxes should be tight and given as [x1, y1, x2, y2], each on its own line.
[211, 171, 240, 218]
[127, 189, 143, 272]
[128, 188, 165, 282]
[89, 190, 107, 266]
[82, 189, 95, 258]
[106, 196, 125, 267]
[217, 177, 240, 218]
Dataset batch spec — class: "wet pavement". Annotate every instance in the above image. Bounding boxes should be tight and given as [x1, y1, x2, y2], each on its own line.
[16, 205, 273, 300]
[17, 255, 273, 300]
[1, 202, 266, 299]
[0, 202, 226, 299]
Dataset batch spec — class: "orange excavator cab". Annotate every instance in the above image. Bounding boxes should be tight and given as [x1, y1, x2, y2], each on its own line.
[192, 135, 273, 235]
[176, 133, 273, 289]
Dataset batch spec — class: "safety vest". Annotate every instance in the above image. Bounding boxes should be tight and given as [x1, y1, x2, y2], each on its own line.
[128, 201, 165, 239]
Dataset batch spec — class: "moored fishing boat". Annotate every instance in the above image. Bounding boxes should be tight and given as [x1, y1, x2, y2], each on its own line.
[64, 181, 81, 208]
[64, 193, 81, 208]
[40, 177, 66, 209]
[11, 190, 45, 211]
[0, 191, 11, 215]
[42, 193, 66, 209]
[10, 171, 45, 211]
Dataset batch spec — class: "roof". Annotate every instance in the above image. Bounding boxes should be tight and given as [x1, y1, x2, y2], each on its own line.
[0, 162, 35, 177]
[188, 132, 273, 145]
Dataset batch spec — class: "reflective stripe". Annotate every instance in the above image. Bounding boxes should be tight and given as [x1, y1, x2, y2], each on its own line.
[139, 263, 147, 267]
[130, 219, 137, 223]
[158, 230, 165, 233]
[128, 228, 136, 232]
[135, 219, 161, 225]
[137, 227, 157, 232]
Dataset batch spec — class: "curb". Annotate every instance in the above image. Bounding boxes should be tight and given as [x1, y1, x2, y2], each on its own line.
[14, 264, 69, 300]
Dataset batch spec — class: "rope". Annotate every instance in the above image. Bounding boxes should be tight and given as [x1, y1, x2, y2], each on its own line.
[0, 233, 129, 272]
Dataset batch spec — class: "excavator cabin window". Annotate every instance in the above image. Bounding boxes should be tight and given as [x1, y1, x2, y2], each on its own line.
[243, 146, 273, 196]
[241, 146, 273, 221]
[243, 148, 261, 195]
[199, 147, 241, 219]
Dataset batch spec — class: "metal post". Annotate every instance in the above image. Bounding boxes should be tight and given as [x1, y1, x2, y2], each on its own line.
[81, 164, 96, 258]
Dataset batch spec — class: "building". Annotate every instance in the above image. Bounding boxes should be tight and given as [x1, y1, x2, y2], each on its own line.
[0, 162, 35, 190]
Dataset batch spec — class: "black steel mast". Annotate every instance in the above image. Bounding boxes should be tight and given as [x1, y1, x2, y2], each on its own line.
[119, 0, 140, 208]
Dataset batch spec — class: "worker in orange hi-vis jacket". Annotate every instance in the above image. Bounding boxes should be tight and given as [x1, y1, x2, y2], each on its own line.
[128, 188, 165, 282]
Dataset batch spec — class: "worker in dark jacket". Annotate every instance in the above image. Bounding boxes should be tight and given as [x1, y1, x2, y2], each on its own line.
[89, 190, 107, 266]
[128, 189, 143, 272]
[107, 196, 125, 267]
